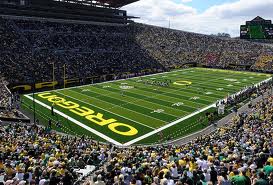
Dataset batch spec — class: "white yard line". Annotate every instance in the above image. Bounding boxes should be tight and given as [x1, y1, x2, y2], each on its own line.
[119, 81, 210, 106]
[69, 90, 185, 117]
[56, 91, 157, 130]
[65, 89, 181, 119]
[122, 103, 216, 146]
[76, 86, 192, 114]
[24, 94, 123, 146]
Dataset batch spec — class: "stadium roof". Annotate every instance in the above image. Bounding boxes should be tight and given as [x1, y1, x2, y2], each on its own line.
[96, 0, 139, 8]
[251, 16, 265, 22]
[53, 0, 139, 8]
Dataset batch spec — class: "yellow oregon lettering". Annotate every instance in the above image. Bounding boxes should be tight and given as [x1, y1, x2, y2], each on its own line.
[35, 81, 58, 89]
[38, 92, 56, 99]
[108, 122, 138, 136]
[57, 101, 79, 109]
[71, 106, 94, 117]
[86, 113, 116, 126]
[48, 97, 65, 103]
[65, 79, 79, 85]
[36, 92, 138, 136]
[12, 85, 32, 91]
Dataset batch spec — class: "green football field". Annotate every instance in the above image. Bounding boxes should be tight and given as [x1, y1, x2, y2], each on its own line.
[21, 68, 272, 146]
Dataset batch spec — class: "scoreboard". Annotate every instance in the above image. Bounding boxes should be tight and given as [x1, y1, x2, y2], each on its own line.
[240, 25, 273, 39]
[240, 16, 273, 39]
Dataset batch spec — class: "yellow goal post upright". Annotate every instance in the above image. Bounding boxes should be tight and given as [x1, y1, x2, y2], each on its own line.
[63, 64, 66, 89]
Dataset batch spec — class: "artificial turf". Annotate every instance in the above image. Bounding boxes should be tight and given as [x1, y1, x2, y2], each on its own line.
[21, 68, 272, 145]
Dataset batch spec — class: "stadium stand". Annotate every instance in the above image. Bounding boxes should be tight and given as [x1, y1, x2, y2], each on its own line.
[252, 55, 273, 72]
[134, 24, 273, 70]
[82, 82, 273, 185]
[1, 2, 273, 184]
[0, 83, 272, 185]
[0, 77, 10, 108]
[1, 16, 273, 92]
[0, 77, 29, 122]
[0, 16, 164, 89]
[0, 123, 108, 184]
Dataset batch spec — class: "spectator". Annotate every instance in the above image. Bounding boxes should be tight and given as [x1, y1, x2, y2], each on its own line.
[231, 170, 246, 185]
[210, 167, 218, 185]
[254, 172, 269, 185]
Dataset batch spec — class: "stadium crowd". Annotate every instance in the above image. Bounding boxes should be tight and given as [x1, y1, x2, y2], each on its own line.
[84, 85, 273, 185]
[0, 77, 24, 119]
[134, 24, 273, 70]
[0, 77, 10, 108]
[1, 16, 273, 89]
[0, 123, 110, 185]
[0, 17, 163, 86]
[1, 15, 273, 185]
[252, 55, 273, 73]
[0, 82, 272, 185]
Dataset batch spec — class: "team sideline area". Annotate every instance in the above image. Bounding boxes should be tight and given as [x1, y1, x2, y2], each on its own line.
[22, 68, 272, 145]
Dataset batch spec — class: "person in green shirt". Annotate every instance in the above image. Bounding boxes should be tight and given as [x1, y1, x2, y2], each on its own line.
[231, 170, 247, 185]
[263, 162, 273, 177]
[254, 172, 269, 185]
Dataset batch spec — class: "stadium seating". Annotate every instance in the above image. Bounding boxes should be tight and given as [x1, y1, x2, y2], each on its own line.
[252, 55, 273, 72]
[0, 16, 163, 86]
[1, 15, 273, 185]
[0, 77, 27, 121]
[1, 16, 273, 88]
[0, 78, 10, 108]
[0, 123, 109, 184]
[0, 84, 272, 185]
[134, 24, 273, 69]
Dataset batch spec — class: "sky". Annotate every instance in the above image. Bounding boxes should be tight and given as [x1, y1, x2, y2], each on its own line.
[123, 0, 273, 37]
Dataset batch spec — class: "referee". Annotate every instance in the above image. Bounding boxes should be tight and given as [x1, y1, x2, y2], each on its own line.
[51, 102, 55, 116]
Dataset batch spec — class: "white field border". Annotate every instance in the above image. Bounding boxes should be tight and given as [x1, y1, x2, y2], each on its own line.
[24, 68, 272, 146]
[123, 103, 216, 146]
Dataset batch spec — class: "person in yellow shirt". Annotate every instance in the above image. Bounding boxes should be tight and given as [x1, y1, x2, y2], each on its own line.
[0, 159, 4, 171]
[55, 151, 62, 159]
[208, 155, 214, 162]
[268, 154, 273, 166]
[57, 165, 65, 176]
[160, 165, 169, 174]
[229, 171, 235, 178]
[189, 159, 197, 172]
[178, 158, 186, 167]
[4, 164, 15, 180]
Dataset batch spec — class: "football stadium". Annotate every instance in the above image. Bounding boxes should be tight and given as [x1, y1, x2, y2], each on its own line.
[0, 0, 273, 184]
